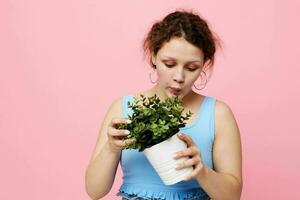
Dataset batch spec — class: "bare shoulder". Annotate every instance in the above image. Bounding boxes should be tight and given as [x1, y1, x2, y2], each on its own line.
[109, 97, 123, 116]
[101, 96, 124, 121]
[215, 99, 234, 117]
[214, 99, 238, 138]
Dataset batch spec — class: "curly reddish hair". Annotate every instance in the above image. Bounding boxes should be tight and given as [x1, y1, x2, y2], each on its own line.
[142, 9, 222, 73]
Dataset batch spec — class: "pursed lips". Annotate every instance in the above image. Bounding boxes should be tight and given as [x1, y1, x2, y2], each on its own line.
[168, 87, 182, 94]
[169, 87, 182, 91]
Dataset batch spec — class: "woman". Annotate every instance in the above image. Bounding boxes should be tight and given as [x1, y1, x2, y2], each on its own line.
[85, 10, 243, 200]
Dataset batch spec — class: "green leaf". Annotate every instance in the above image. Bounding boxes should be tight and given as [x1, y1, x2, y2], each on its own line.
[116, 94, 193, 151]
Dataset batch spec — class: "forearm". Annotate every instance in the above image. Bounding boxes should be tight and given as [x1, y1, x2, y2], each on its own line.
[85, 142, 121, 200]
[196, 165, 242, 200]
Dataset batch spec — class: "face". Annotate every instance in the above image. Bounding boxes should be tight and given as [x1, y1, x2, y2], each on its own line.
[151, 37, 205, 99]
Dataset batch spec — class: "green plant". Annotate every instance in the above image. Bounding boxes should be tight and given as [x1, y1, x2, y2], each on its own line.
[116, 94, 193, 152]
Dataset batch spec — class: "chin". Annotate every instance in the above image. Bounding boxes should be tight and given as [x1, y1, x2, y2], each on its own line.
[168, 92, 184, 99]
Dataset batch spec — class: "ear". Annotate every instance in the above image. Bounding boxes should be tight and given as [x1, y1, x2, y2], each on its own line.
[151, 54, 156, 66]
[202, 59, 211, 71]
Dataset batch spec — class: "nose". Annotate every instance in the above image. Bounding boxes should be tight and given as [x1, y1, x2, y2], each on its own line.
[173, 68, 185, 83]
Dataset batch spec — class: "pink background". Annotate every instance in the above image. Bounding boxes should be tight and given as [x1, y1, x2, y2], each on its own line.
[1, 0, 299, 199]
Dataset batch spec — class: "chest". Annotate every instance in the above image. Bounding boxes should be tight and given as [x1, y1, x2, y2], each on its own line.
[182, 98, 205, 127]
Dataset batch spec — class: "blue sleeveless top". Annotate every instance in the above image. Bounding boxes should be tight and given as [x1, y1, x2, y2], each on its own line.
[117, 95, 216, 200]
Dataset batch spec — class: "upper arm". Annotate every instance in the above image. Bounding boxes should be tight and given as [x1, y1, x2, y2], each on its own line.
[213, 100, 243, 186]
[88, 97, 124, 165]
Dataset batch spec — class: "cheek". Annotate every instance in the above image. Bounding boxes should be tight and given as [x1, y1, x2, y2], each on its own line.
[187, 74, 200, 84]
[157, 69, 171, 81]
[193, 71, 202, 80]
[182, 75, 201, 89]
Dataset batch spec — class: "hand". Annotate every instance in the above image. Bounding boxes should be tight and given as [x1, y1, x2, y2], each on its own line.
[107, 118, 135, 153]
[173, 133, 207, 181]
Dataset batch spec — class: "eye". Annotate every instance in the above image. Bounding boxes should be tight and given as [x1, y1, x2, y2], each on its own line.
[164, 63, 175, 68]
[187, 67, 198, 72]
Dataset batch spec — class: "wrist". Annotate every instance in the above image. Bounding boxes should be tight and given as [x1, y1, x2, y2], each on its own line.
[196, 163, 210, 181]
[105, 141, 122, 155]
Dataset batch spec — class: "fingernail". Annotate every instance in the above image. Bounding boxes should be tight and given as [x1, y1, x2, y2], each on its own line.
[173, 153, 177, 159]
[178, 133, 182, 136]
[127, 119, 132, 123]
[125, 130, 130, 135]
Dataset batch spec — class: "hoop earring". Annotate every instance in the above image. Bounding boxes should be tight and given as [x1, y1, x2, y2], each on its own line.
[149, 68, 157, 84]
[193, 71, 208, 90]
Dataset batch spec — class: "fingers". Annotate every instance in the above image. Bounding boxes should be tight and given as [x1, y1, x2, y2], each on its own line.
[175, 156, 201, 170]
[108, 117, 131, 138]
[173, 135, 202, 171]
[173, 146, 200, 159]
[108, 126, 130, 137]
[113, 138, 136, 148]
[107, 117, 134, 150]
[110, 117, 131, 128]
[184, 164, 205, 181]
[177, 132, 194, 146]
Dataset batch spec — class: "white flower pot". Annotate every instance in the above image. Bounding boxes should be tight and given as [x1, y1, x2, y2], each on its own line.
[143, 133, 193, 185]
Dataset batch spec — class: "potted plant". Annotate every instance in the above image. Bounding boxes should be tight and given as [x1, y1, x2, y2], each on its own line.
[116, 94, 194, 185]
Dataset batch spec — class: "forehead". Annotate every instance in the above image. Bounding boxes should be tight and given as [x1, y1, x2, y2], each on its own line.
[157, 37, 204, 61]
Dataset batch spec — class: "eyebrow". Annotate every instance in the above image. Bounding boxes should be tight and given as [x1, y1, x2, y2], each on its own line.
[161, 56, 202, 63]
